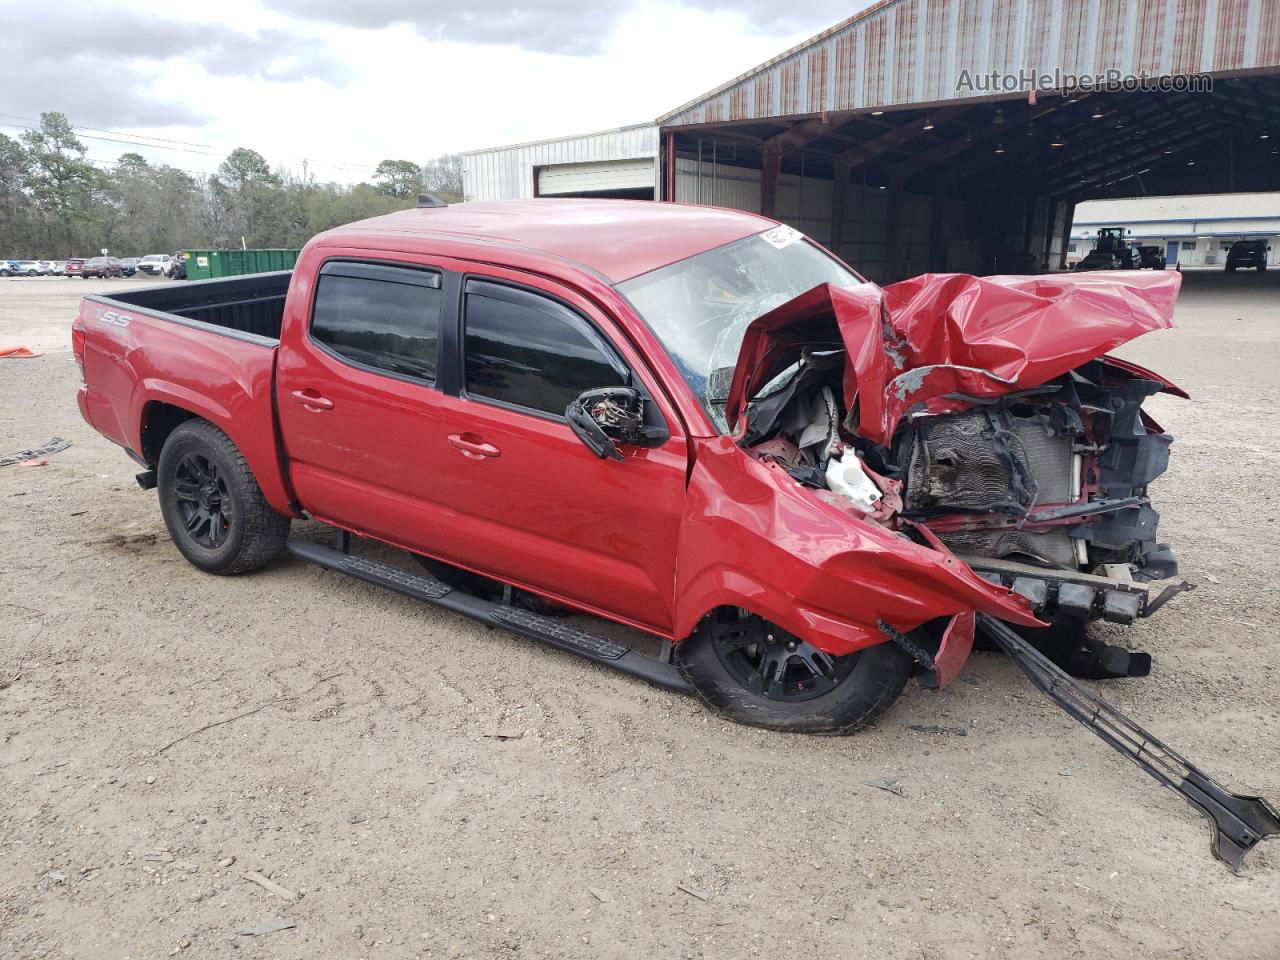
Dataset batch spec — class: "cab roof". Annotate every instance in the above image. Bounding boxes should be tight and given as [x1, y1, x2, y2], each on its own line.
[320, 198, 777, 284]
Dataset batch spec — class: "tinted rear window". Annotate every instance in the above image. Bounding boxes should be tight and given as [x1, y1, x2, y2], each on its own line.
[311, 262, 442, 382]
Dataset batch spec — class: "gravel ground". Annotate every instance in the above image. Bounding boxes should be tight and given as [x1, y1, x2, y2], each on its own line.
[1, 271, 1278, 960]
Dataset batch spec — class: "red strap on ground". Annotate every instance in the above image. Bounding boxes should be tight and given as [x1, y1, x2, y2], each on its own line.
[0, 346, 41, 358]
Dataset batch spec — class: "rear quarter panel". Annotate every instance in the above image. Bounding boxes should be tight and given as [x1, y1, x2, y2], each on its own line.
[77, 297, 293, 514]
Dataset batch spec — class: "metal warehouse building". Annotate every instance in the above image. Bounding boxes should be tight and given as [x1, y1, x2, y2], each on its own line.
[463, 0, 1280, 283]
[462, 124, 659, 201]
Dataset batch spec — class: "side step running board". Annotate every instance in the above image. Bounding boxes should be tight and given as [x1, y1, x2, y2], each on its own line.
[979, 614, 1279, 873]
[287, 538, 691, 694]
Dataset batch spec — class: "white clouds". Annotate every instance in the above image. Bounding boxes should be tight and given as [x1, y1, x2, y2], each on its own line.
[4, 0, 855, 183]
[265, 0, 626, 56]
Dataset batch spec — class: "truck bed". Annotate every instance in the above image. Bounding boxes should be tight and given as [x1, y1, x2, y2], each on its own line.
[74, 270, 295, 516]
[105, 271, 291, 341]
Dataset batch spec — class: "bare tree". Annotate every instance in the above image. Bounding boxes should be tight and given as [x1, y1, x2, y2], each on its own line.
[421, 154, 463, 202]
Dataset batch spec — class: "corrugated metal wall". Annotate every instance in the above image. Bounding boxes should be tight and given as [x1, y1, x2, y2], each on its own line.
[675, 159, 980, 281]
[661, 0, 1280, 127]
[463, 125, 659, 201]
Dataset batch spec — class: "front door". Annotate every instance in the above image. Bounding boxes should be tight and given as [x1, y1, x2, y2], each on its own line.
[1165, 241, 1179, 265]
[426, 274, 689, 634]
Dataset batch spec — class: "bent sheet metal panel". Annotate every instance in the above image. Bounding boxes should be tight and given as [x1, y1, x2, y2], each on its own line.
[673, 433, 1040, 666]
[725, 270, 1183, 445]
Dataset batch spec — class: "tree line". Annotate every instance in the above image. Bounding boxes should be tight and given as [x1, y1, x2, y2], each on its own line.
[0, 113, 464, 258]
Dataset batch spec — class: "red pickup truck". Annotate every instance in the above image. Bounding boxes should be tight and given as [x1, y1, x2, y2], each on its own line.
[73, 199, 1188, 733]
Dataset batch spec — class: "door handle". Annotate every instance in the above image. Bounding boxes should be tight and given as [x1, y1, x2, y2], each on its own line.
[448, 433, 501, 459]
[291, 389, 334, 412]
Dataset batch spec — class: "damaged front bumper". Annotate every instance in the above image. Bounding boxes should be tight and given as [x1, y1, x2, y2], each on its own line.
[960, 553, 1193, 625]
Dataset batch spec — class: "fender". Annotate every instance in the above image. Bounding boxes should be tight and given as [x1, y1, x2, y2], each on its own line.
[674, 562, 883, 656]
[129, 379, 295, 517]
[673, 436, 1039, 678]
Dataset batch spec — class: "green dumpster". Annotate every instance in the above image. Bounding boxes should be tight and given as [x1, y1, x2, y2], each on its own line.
[182, 248, 300, 280]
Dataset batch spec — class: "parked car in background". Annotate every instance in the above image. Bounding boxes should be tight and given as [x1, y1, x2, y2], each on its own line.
[13, 260, 44, 276]
[119, 258, 139, 277]
[65, 258, 86, 278]
[46, 261, 67, 276]
[1137, 246, 1166, 270]
[1225, 239, 1268, 271]
[137, 254, 174, 277]
[81, 257, 122, 279]
[0, 260, 19, 277]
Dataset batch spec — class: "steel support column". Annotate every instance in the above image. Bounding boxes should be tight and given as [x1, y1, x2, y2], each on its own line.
[760, 151, 781, 219]
[884, 178, 904, 282]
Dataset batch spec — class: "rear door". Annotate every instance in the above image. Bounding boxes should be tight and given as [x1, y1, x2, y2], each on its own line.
[275, 255, 461, 548]
[428, 271, 690, 634]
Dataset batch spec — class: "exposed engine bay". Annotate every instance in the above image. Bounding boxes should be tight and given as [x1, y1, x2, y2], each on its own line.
[729, 271, 1189, 640]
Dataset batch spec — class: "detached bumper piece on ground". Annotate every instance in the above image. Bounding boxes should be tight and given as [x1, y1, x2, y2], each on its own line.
[979, 615, 1280, 873]
[0, 437, 71, 468]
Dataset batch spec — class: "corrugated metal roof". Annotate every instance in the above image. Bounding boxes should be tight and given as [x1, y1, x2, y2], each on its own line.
[462, 125, 658, 202]
[1075, 192, 1280, 223]
[659, 0, 1280, 127]
[459, 123, 656, 157]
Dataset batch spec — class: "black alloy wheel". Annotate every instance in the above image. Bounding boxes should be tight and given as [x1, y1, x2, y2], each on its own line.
[709, 612, 857, 702]
[170, 452, 233, 549]
[156, 419, 290, 575]
[676, 608, 913, 733]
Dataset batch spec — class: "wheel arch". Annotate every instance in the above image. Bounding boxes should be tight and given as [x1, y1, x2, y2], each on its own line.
[673, 567, 883, 656]
[133, 386, 296, 517]
[140, 400, 198, 466]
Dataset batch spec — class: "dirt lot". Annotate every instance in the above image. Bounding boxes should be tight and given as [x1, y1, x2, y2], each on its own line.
[2, 270, 1278, 959]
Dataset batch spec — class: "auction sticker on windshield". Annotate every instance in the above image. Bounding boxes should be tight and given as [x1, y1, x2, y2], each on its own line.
[760, 224, 803, 249]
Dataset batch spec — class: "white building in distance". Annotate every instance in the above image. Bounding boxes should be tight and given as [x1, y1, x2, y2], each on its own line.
[1071, 194, 1280, 269]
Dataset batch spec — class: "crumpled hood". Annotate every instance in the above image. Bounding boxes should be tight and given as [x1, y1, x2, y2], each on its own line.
[725, 270, 1183, 444]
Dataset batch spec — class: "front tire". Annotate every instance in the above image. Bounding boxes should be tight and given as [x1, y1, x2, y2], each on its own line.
[157, 420, 290, 575]
[676, 610, 912, 734]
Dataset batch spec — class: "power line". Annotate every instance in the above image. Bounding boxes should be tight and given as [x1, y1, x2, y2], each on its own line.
[0, 115, 390, 176]
[0, 112, 220, 151]
[83, 156, 214, 179]
[0, 121, 223, 157]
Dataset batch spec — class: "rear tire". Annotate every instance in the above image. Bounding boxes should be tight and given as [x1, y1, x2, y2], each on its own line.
[676, 610, 912, 734]
[157, 419, 290, 575]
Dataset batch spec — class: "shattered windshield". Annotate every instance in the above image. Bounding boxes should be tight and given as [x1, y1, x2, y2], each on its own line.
[617, 226, 860, 431]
